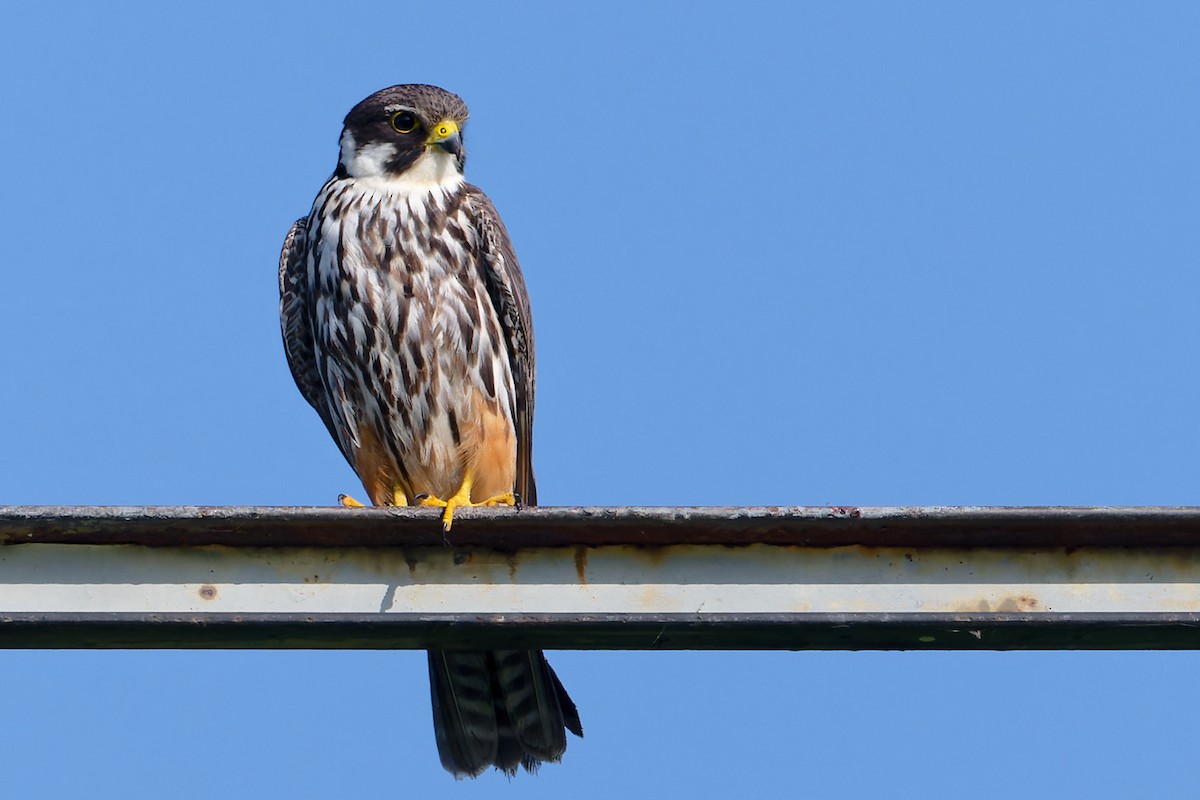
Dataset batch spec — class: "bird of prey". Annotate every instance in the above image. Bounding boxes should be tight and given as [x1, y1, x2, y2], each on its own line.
[278, 84, 582, 777]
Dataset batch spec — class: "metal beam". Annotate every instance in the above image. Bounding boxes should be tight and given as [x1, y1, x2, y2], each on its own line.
[2, 506, 1200, 650]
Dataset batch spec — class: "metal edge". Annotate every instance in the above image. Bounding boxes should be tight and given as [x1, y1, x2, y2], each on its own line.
[1, 612, 1198, 650]
[3, 506, 1200, 547]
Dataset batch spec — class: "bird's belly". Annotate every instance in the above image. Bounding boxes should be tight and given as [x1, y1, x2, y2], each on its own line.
[336, 268, 516, 505]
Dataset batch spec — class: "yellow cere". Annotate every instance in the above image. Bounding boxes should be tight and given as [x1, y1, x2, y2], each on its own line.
[430, 120, 459, 141]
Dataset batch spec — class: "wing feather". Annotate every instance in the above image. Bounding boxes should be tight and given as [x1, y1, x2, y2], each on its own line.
[278, 217, 352, 462]
[463, 185, 537, 505]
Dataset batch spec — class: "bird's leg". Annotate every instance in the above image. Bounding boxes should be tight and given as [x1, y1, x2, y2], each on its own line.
[339, 494, 366, 508]
[417, 472, 517, 531]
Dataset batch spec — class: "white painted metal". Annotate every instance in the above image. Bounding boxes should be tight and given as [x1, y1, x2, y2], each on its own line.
[1, 542, 1197, 616]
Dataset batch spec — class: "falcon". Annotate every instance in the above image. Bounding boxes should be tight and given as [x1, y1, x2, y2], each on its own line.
[278, 84, 582, 777]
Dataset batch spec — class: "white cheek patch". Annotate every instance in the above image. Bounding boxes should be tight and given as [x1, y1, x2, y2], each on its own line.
[340, 130, 398, 179]
[338, 129, 464, 196]
[339, 130, 360, 170]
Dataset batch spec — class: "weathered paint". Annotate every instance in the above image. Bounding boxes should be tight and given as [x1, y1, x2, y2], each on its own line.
[0, 542, 1198, 616]
[4, 505, 1200, 548]
[2, 507, 1200, 650]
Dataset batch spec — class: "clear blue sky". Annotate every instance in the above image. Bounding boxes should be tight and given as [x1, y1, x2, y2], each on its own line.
[2, 1, 1199, 796]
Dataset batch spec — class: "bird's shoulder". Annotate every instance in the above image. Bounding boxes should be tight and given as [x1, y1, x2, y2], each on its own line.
[459, 184, 529, 304]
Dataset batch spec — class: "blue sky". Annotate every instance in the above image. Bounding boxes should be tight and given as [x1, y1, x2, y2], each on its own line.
[2, 1, 1200, 796]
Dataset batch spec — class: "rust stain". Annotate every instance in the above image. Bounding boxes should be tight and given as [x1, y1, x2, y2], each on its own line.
[640, 585, 664, 607]
[969, 594, 1040, 613]
[453, 550, 473, 566]
[198, 584, 217, 600]
[636, 545, 671, 569]
[828, 506, 862, 519]
[995, 594, 1039, 612]
[574, 546, 588, 585]
[302, 574, 321, 584]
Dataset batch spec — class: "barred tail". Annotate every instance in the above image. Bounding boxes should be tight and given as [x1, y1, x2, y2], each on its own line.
[428, 649, 582, 778]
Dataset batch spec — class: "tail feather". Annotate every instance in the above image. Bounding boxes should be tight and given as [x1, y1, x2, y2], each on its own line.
[428, 651, 499, 777]
[493, 649, 567, 761]
[428, 649, 581, 778]
[546, 659, 583, 738]
[492, 698, 527, 775]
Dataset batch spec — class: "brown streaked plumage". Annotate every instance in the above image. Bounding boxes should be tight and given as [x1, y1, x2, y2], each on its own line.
[279, 84, 581, 777]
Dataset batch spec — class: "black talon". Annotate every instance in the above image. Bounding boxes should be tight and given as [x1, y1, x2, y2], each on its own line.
[414, 493, 429, 502]
[337, 494, 349, 504]
[513, 491, 523, 509]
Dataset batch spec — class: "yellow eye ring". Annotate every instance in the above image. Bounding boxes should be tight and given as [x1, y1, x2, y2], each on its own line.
[390, 111, 419, 134]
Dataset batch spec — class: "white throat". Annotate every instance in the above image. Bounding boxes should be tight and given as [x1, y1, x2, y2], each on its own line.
[338, 130, 463, 195]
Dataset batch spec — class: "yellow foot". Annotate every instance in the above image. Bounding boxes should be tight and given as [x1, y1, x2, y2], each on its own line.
[417, 490, 517, 532]
[481, 492, 517, 508]
[339, 488, 406, 508]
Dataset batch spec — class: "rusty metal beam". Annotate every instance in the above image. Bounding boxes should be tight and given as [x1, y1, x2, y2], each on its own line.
[4, 504, 1200, 547]
[1, 506, 1199, 650]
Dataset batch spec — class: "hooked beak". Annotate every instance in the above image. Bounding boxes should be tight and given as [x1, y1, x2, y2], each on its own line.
[427, 119, 462, 158]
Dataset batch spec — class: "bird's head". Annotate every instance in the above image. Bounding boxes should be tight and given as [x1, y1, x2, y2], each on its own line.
[337, 84, 469, 190]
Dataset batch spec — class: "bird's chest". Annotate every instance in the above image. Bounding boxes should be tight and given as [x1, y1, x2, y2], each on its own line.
[309, 183, 512, 433]
[313, 187, 489, 358]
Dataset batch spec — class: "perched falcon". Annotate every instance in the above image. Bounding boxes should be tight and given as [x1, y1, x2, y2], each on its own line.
[279, 84, 582, 777]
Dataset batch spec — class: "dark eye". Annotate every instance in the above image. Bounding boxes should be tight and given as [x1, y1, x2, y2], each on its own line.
[390, 111, 418, 134]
